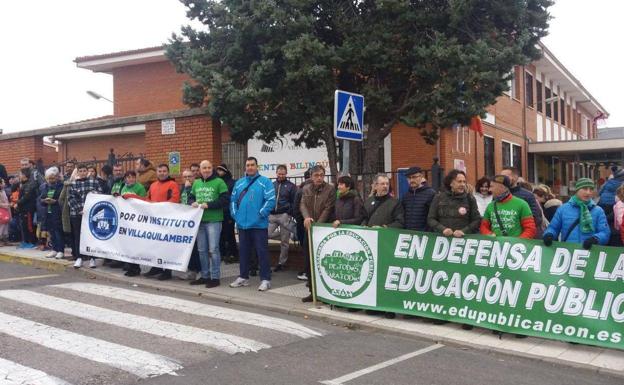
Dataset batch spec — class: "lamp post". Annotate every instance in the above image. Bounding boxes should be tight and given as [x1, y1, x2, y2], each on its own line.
[86, 90, 113, 103]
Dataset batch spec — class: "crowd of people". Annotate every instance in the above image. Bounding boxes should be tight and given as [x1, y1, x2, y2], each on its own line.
[0, 156, 619, 316]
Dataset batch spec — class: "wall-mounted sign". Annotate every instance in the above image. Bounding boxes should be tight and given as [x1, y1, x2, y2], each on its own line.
[161, 119, 176, 135]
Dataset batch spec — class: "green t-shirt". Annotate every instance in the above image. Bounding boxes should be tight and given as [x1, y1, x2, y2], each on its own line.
[181, 187, 190, 205]
[191, 177, 228, 222]
[47, 188, 55, 213]
[121, 183, 146, 197]
[483, 195, 532, 237]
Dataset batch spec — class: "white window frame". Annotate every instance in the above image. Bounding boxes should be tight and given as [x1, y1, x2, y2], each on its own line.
[502, 139, 522, 169]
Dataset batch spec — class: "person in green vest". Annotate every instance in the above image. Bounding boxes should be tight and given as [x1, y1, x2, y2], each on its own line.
[119, 170, 146, 277]
[110, 163, 125, 197]
[189, 160, 229, 288]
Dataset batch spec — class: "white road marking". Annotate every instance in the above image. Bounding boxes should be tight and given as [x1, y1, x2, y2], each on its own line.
[0, 357, 72, 385]
[0, 290, 269, 354]
[0, 274, 59, 283]
[0, 312, 181, 378]
[319, 343, 444, 385]
[53, 282, 322, 339]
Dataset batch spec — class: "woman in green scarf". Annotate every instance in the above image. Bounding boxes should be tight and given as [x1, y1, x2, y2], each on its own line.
[543, 178, 610, 249]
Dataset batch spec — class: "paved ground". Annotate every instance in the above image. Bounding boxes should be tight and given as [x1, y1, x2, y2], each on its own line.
[0, 262, 622, 385]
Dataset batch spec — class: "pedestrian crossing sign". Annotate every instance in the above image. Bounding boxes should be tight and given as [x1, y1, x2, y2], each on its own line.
[334, 90, 364, 141]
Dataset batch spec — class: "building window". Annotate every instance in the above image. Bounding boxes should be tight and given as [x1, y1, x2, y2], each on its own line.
[536, 80, 543, 113]
[484, 136, 495, 177]
[553, 92, 559, 122]
[454, 125, 470, 154]
[525, 72, 534, 108]
[502, 141, 522, 175]
[545, 87, 552, 118]
[560, 98, 566, 126]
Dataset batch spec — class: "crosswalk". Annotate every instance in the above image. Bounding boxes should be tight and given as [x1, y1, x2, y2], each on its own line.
[0, 283, 324, 384]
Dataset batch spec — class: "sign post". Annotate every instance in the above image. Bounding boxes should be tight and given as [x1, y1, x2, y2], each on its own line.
[334, 90, 364, 174]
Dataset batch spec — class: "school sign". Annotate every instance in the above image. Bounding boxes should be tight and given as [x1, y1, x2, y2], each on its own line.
[311, 224, 624, 350]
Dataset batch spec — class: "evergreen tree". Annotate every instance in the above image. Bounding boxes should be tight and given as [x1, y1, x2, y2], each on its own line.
[167, 0, 552, 180]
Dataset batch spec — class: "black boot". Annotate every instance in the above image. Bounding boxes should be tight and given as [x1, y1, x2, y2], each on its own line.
[143, 267, 162, 277]
[157, 270, 172, 281]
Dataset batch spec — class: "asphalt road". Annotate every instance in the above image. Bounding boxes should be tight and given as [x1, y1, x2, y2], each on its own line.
[0, 262, 620, 385]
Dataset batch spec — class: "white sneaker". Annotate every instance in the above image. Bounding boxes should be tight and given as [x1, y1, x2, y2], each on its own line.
[229, 277, 250, 288]
[89, 258, 97, 269]
[73, 258, 82, 269]
[55, 252, 64, 259]
[45, 251, 57, 258]
[297, 272, 308, 281]
[258, 280, 271, 292]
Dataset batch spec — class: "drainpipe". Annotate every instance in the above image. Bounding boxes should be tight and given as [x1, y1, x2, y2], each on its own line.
[521, 66, 529, 181]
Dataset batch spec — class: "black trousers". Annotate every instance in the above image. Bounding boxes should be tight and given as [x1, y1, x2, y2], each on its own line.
[20, 211, 36, 244]
[219, 213, 239, 258]
[70, 215, 83, 259]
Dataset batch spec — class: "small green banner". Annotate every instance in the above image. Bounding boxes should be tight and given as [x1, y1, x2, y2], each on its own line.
[168, 152, 180, 175]
[311, 224, 624, 350]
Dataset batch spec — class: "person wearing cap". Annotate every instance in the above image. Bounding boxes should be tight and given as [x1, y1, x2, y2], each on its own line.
[402, 166, 436, 231]
[480, 174, 536, 239]
[216, 163, 239, 264]
[543, 178, 610, 249]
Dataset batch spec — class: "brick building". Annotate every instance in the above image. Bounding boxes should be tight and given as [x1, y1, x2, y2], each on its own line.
[0, 44, 609, 196]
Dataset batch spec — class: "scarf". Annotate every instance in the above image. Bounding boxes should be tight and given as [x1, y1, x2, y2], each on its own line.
[571, 195, 594, 233]
[494, 191, 511, 202]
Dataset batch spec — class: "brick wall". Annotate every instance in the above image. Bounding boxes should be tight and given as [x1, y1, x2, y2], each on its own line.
[42, 144, 58, 167]
[58, 133, 145, 163]
[0, 136, 44, 174]
[144, 115, 221, 178]
[113, 61, 192, 117]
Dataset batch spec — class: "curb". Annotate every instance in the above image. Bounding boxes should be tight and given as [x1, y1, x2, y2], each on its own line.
[1, 253, 622, 379]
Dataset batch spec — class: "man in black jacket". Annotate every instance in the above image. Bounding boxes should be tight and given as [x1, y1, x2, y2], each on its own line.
[269, 165, 297, 272]
[501, 167, 543, 238]
[216, 164, 239, 264]
[16, 168, 38, 248]
[401, 166, 436, 231]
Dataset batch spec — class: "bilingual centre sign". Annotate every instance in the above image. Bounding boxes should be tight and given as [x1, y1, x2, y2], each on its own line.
[311, 224, 624, 350]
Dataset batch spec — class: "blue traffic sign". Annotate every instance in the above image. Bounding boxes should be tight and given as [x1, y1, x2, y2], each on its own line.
[334, 90, 364, 141]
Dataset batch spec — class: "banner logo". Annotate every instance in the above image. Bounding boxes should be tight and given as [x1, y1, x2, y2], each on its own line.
[315, 229, 374, 299]
[88, 201, 118, 241]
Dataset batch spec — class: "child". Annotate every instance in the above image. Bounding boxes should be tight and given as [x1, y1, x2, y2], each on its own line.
[40, 168, 64, 259]
[68, 164, 103, 269]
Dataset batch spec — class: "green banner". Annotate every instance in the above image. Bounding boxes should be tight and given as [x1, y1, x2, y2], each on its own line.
[311, 224, 624, 350]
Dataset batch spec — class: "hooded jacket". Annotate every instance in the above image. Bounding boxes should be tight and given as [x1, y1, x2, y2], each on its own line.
[599, 170, 624, 207]
[544, 198, 610, 245]
[147, 177, 180, 203]
[543, 198, 563, 223]
[231, 173, 275, 229]
[137, 165, 157, 191]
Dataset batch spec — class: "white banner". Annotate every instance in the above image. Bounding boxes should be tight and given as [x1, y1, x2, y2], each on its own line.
[80, 194, 202, 271]
[247, 134, 330, 177]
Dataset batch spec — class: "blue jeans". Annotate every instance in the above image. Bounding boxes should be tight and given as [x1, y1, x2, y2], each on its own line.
[238, 228, 270, 281]
[196, 222, 222, 280]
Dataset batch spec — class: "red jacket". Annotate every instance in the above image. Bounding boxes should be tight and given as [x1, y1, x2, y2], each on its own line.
[147, 178, 180, 203]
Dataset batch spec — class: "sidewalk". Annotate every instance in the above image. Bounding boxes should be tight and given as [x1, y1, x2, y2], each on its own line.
[1, 244, 623, 378]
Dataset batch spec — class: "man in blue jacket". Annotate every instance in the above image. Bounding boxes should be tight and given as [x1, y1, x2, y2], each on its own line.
[229, 157, 276, 291]
[401, 166, 436, 231]
[543, 178, 610, 249]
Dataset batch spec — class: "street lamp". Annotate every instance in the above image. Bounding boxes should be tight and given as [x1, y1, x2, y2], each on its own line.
[86, 90, 113, 103]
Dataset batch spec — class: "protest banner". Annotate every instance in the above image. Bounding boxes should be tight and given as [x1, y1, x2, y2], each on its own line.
[80, 194, 202, 271]
[311, 224, 624, 350]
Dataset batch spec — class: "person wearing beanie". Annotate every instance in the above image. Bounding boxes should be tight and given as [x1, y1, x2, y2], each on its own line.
[543, 178, 610, 249]
[480, 174, 536, 239]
